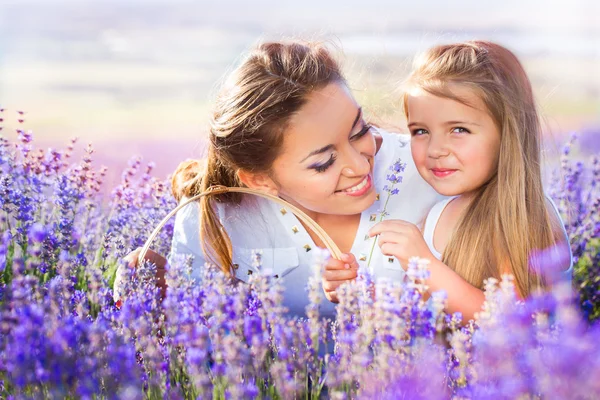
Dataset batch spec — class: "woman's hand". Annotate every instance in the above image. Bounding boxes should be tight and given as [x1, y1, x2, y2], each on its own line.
[114, 248, 168, 303]
[368, 220, 435, 268]
[322, 253, 359, 303]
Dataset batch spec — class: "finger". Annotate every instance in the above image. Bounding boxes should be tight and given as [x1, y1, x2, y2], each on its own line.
[325, 290, 339, 303]
[348, 256, 360, 270]
[146, 249, 168, 269]
[123, 248, 143, 269]
[379, 241, 402, 256]
[368, 220, 413, 237]
[325, 258, 350, 271]
[323, 269, 358, 281]
[135, 249, 167, 270]
[340, 253, 359, 270]
[322, 278, 353, 292]
[377, 231, 405, 248]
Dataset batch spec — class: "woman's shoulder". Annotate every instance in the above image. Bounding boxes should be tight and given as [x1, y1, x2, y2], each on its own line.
[375, 127, 411, 153]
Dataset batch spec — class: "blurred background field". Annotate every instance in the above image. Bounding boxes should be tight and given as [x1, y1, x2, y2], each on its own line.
[0, 0, 598, 189]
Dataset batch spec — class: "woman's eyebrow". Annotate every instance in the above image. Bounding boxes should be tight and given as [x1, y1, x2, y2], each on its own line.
[300, 107, 362, 163]
[350, 107, 362, 133]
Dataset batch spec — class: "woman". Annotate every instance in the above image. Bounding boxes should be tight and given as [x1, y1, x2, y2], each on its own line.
[116, 40, 442, 317]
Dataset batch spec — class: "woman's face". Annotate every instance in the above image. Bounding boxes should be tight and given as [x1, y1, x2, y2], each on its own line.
[268, 82, 377, 219]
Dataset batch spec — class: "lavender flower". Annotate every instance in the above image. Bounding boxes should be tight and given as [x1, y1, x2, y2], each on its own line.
[366, 158, 406, 272]
[0, 128, 598, 398]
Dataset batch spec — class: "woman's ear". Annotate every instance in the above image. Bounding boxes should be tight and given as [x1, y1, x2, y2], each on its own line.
[237, 169, 278, 196]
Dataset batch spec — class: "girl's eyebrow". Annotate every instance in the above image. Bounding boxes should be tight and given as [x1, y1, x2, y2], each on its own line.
[407, 120, 482, 128]
[300, 107, 362, 163]
[444, 120, 482, 127]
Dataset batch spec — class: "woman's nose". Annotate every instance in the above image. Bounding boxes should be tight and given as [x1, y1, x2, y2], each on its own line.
[342, 149, 371, 177]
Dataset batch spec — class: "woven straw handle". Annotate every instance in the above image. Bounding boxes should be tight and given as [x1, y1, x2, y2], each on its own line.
[138, 186, 342, 267]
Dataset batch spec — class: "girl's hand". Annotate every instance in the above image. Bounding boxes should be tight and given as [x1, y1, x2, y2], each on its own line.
[114, 248, 168, 303]
[368, 220, 435, 268]
[322, 253, 359, 303]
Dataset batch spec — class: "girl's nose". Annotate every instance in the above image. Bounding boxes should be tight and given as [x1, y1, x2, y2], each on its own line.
[428, 135, 450, 159]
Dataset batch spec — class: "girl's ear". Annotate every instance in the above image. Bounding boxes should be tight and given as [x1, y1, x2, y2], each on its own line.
[236, 169, 279, 196]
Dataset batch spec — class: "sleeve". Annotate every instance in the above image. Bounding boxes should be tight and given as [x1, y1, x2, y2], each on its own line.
[545, 195, 574, 282]
[167, 199, 208, 281]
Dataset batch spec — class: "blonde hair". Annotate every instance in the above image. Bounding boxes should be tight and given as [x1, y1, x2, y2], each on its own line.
[175, 41, 345, 275]
[403, 41, 563, 297]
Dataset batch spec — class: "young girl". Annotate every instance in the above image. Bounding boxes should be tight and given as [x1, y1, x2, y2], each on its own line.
[368, 41, 572, 322]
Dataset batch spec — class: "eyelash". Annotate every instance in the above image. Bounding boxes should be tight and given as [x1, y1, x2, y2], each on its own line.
[411, 127, 471, 136]
[351, 123, 372, 140]
[313, 154, 337, 173]
[452, 127, 470, 134]
[311, 123, 372, 173]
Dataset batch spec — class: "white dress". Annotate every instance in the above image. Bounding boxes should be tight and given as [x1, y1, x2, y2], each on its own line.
[168, 128, 444, 317]
[422, 196, 573, 281]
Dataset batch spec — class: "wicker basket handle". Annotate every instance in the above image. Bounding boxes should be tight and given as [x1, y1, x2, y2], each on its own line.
[138, 186, 342, 267]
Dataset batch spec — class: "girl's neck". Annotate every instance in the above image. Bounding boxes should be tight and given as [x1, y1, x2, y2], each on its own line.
[452, 190, 478, 210]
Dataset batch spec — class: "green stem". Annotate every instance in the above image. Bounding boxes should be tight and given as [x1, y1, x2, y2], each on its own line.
[366, 192, 392, 272]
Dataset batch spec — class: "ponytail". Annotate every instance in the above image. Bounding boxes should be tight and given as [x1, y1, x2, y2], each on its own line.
[198, 147, 243, 276]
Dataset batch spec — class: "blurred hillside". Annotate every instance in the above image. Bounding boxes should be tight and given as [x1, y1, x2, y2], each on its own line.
[0, 0, 598, 187]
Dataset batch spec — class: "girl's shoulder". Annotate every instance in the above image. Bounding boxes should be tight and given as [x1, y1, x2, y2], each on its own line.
[544, 195, 574, 276]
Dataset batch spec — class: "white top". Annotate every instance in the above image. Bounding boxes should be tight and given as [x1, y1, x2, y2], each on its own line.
[168, 128, 443, 317]
[422, 195, 573, 280]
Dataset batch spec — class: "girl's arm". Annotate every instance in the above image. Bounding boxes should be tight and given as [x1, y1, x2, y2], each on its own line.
[369, 220, 487, 323]
[426, 258, 486, 322]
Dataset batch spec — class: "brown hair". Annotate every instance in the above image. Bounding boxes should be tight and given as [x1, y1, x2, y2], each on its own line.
[403, 41, 564, 297]
[171, 159, 205, 202]
[177, 41, 345, 275]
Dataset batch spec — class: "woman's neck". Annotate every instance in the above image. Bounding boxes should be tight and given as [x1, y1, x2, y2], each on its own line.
[300, 212, 362, 254]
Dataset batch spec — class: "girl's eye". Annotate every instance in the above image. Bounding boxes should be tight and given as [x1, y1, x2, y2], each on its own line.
[311, 154, 337, 173]
[351, 123, 372, 141]
[452, 127, 470, 134]
[411, 128, 428, 136]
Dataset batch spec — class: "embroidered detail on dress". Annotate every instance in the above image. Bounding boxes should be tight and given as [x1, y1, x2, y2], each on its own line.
[304, 244, 312, 252]
[376, 193, 380, 201]
[247, 269, 253, 275]
[280, 208, 287, 215]
[388, 257, 394, 263]
[369, 214, 377, 222]
[359, 254, 367, 261]
[291, 226, 299, 234]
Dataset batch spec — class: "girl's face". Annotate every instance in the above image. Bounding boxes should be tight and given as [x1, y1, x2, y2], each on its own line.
[407, 85, 501, 198]
[268, 82, 377, 219]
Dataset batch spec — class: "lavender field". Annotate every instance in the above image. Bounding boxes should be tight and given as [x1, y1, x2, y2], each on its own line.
[0, 116, 599, 399]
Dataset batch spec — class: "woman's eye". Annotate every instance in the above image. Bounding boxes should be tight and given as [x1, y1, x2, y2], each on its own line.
[452, 127, 470, 134]
[311, 154, 337, 173]
[411, 128, 428, 136]
[351, 123, 372, 141]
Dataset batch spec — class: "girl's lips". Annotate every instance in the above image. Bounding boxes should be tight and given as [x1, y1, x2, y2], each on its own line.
[337, 174, 373, 197]
[431, 168, 457, 178]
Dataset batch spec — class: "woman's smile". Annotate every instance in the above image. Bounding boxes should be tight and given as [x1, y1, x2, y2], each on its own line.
[336, 174, 373, 196]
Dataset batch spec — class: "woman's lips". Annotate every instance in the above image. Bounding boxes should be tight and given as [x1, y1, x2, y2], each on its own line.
[431, 168, 457, 178]
[336, 174, 373, 197]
